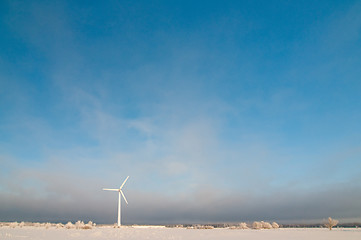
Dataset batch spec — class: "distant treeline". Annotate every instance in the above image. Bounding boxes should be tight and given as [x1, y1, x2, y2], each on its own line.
[281, 223, 361, 228]
[165, 222, 361, 228]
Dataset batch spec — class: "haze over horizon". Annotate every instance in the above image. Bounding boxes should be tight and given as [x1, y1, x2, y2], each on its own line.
[1, 0, 361, 224]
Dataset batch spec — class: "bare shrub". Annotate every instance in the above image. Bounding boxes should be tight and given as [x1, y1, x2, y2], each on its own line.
[19, 222, 25, 228]
[325, 217, 338, 230]
[194, 225, 214, 229]
[171, 224, 183, 228]
[272, 222, 279, 229]
[82, 225, 92, 229]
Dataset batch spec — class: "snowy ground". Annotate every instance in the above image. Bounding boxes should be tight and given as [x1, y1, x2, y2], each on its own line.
[1, 226, 361, 240]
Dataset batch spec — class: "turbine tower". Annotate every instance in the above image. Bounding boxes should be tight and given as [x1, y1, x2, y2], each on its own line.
[103, 176, 129, 226]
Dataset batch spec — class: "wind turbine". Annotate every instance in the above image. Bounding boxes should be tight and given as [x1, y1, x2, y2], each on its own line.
[103, 176, 129, 226]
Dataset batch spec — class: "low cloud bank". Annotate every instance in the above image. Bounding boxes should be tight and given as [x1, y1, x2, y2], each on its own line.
[1, 183, 360, 224]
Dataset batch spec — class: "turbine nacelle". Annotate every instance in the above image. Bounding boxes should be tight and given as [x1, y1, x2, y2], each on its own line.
[103, 176, 129, 204]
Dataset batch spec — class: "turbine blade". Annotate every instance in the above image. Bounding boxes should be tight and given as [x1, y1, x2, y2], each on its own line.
[120, 190, 128, 204]
[119, 176, 129, 189]
[103, 188, 119, 191]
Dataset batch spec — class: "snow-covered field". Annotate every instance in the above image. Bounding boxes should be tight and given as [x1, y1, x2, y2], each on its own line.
[1, 226, 360, 240]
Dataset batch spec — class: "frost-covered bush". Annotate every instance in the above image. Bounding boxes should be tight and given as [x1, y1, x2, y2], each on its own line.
[272, 222, 279, 229]
[75, 220, 85, 229]
[34, 222, 41, 227]
[87, 221, 96, 227]
[44, 222, 52, 229]
[261, 221, 272, 229]
[252, 221, 262, 229]
[10, 222, 18, 228]
[19, 222, 25, 228]
[65, 222, 74, 229]
[67, 220, 95, 230]
[230, 222, 249, 229]
[325, 217, 338, 230]
[252, 221, 277, 229]
[56, 223, 64, 229]
[239, 222, 249, 229]
[83, 221, 94, 229]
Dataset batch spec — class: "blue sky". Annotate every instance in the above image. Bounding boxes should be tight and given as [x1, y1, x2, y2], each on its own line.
[1, 0, 361, 224]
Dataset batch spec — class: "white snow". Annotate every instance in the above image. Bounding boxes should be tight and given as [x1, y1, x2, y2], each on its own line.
[1, 226, 361, 240]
